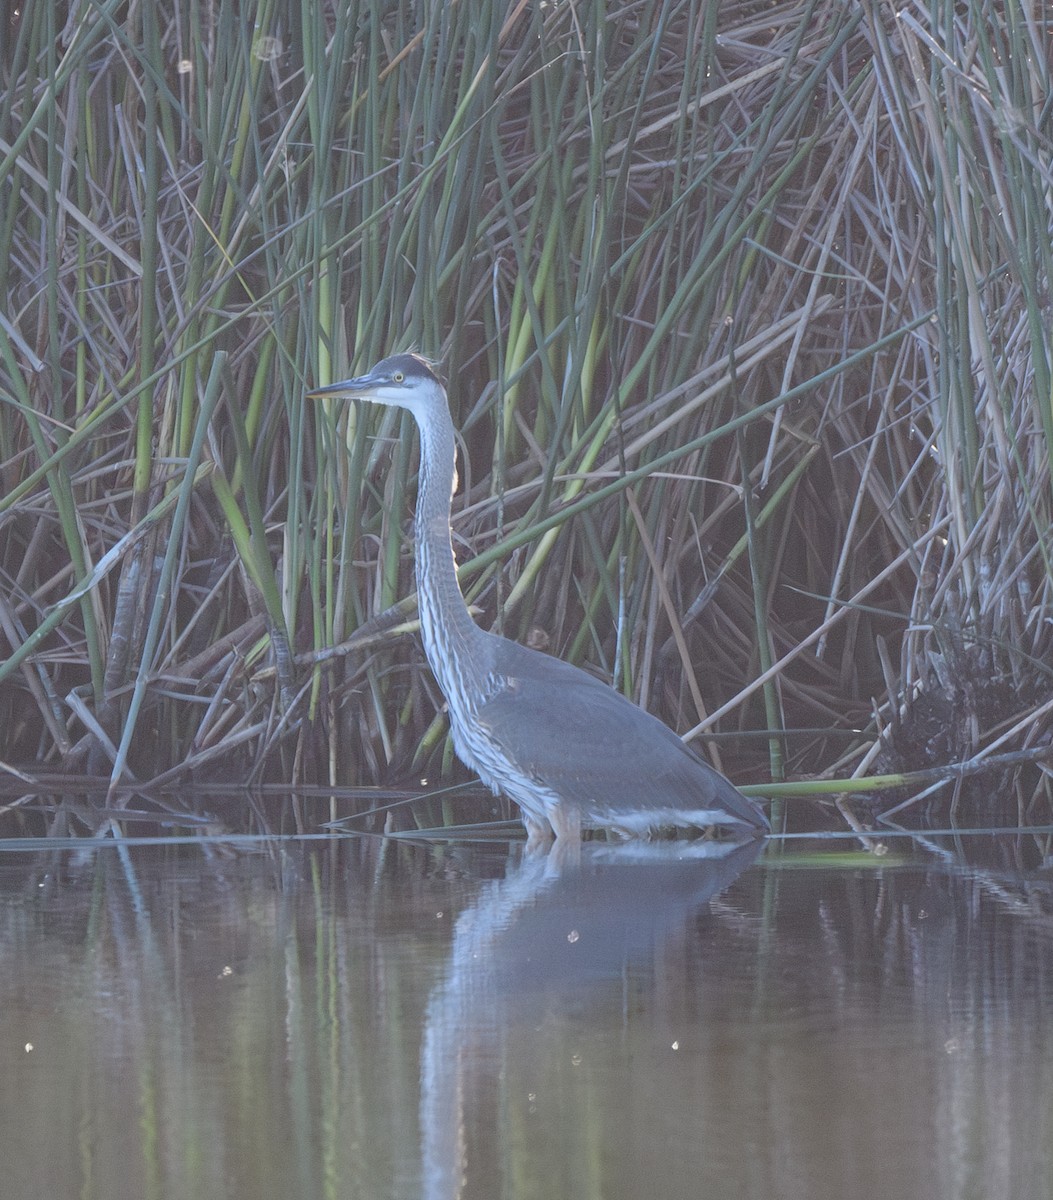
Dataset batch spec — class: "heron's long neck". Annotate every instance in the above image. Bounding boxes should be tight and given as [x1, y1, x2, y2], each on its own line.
[413, 406, 492, 705]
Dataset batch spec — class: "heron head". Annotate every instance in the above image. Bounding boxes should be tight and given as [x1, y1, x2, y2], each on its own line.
[307, 353, 445, 420]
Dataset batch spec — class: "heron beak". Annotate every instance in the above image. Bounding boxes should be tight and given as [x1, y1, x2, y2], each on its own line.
[306, 371, 385, 400]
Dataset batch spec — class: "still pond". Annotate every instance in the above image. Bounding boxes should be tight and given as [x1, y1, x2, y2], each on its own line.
[1, 819, 1051, 1199]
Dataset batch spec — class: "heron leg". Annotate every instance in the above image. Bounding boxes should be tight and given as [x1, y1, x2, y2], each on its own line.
[523, 812, 554, 853]
[548, 802, 582, 843]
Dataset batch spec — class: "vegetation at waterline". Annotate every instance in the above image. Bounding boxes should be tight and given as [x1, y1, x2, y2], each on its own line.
[1, 0, 1051, 832]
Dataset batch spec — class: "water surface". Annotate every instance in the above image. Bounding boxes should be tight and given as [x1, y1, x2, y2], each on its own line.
[1, 827, 1051, 1199]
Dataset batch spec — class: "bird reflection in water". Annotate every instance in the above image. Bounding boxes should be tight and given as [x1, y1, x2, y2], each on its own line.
[418, 838, 764, 1199]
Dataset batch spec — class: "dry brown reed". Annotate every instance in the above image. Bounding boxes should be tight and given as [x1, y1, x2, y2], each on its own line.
[0, 0, 1050, 831]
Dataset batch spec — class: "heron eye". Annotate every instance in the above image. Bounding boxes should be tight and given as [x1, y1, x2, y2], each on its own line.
[393, 371, 404, 383]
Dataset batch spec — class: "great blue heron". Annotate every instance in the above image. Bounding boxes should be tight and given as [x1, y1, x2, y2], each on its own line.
[309, 353, 768, 844]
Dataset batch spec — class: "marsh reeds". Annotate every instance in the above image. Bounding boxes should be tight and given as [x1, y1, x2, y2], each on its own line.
[1, 1, 1050, 827]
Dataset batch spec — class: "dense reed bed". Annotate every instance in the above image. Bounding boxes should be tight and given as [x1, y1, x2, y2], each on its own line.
[1, 0, 1050, 829]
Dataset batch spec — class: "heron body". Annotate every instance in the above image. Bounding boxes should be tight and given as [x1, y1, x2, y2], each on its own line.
[309, 353, 768, 843]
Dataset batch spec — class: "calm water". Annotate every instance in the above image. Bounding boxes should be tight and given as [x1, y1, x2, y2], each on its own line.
[1, 825, 1051, 1199]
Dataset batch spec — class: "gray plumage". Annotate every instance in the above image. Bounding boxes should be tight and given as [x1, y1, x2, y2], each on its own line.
[309, 353, 768, 844]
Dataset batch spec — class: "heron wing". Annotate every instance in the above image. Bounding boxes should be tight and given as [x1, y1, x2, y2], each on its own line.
[475, 639, 766, 830]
